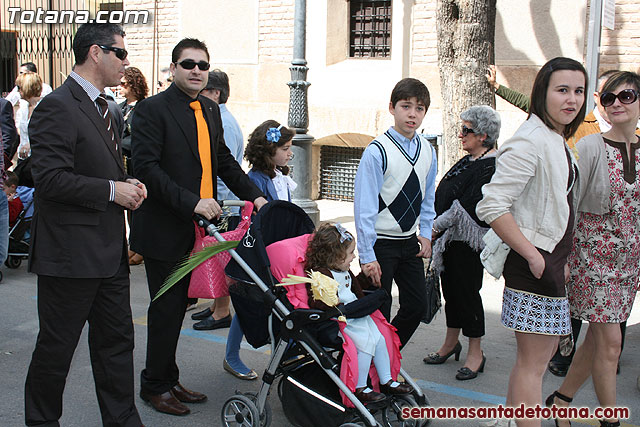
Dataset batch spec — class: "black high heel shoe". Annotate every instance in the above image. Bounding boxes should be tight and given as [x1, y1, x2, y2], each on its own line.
[423, 341, 462, 365]
[455, 353, 486, 380]
[545, 390, 573, 427]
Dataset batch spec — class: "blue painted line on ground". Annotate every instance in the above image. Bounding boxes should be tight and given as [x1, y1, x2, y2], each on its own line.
[150, 325, 640, 426]
[180, 328, 270, 353]
[416, 379, 506, 406]
[179, 328, 506, 405]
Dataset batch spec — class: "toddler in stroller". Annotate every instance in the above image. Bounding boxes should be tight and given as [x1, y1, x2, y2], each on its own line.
[300, 223, 414, 404]
[220, 201, 428, 427]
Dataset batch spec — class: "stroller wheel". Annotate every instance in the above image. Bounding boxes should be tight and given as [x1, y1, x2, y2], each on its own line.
[382, 394, 429, 427]
[221, 394, 261, 427]
[5, 256, 21, 269]
[244, 392, 272, 427]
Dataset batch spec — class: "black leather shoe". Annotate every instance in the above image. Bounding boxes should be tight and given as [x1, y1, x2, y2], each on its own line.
[191, 307, 212, 320]
[193, 314, 232, 330]
[379, 380, 414, 395]
[423, 341, 462, 365]
[140, 390, 190, 416]
[171, 383, 207, 403]
[548, 360, 570, 377]
[355, 387, 386, 404]
[455, 354, 486, 381]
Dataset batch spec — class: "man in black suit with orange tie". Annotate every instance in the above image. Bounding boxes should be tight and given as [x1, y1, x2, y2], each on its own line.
[130, 38, 267, 416]
[25, 23, 145, 426]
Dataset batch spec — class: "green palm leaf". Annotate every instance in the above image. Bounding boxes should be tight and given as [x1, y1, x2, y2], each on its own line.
[152, 240, 240, 302]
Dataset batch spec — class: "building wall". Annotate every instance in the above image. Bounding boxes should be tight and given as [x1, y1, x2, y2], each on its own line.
[36, 0, 632, 195]
[600, 0, 640, 70]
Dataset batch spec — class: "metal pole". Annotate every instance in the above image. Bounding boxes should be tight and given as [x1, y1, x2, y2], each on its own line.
[287, 0, 319, 224]
[585, 0, 603, 113]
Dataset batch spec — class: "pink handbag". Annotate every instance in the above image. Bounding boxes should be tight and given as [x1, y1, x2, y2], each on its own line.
[188, 202, 253, 299]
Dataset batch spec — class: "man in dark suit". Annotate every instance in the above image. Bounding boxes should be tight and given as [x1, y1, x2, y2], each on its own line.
[0, 97, 17, 163]
[130, 38, 267, 416]
[25, 23, 145, 427]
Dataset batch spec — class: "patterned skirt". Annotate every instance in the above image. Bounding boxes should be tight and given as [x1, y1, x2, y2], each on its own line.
[501, 287, 571, 335]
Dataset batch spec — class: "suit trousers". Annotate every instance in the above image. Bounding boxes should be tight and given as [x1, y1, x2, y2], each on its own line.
[25, 256, 140, 427]
[440, 241, 485, 338]
[375, 235, 427, 347]
[140, 256, 189, 395]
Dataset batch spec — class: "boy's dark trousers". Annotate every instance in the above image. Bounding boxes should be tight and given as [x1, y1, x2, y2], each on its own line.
[374, 235, 427, 348]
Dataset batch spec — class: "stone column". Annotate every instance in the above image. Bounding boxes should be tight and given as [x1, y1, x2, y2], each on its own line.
[287, 0, 319, 224]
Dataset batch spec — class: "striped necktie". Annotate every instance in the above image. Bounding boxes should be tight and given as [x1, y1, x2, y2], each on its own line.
[96, 94, 117, 150]
[189, 100, 213, 198]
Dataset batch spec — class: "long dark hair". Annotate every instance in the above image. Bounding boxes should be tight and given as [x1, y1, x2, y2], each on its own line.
[528, 57, 588, 139]
[244, 120, 294, 178]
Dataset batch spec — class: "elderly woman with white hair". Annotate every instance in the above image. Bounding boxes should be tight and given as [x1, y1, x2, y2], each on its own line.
[423, 105, 501, 381]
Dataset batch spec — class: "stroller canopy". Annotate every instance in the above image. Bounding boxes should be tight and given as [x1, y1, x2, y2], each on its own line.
[225, 200, 315, 287]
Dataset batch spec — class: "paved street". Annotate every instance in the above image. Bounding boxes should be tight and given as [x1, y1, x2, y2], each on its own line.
[1, 200, 639, 426]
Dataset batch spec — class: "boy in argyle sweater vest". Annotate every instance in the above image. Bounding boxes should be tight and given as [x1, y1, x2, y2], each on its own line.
[354, 78, 437, 348]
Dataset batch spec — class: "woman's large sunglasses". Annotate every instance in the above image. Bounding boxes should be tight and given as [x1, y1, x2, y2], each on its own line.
[600, 89, 638, 107]
[461, 125, 475, 136]
[97, 45, 128, 60]
[175, 60, 210, 71]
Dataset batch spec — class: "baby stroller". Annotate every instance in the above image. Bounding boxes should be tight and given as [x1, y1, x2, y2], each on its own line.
[6, 197, 33, 269]
[197, 200, 429, 427]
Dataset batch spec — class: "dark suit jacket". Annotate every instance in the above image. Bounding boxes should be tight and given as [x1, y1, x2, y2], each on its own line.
[28, 77, 128, 278]
[0, 97, 17, 160]
[130, 83, 264, 262]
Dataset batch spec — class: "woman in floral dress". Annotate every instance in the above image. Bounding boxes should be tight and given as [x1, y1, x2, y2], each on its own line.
[547, 71, 640, 427]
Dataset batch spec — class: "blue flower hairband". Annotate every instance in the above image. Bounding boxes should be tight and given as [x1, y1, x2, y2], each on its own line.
[266, 125, 284, 143]
[334, 223, 353, 243]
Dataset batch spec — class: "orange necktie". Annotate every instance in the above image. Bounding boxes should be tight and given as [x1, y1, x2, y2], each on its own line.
[189, 100, 213, 198]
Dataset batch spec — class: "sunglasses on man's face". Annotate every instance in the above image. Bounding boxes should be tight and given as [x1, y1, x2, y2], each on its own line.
[97, 45, 128, 60]
[175, 60, 210, 71]
[600, 89, 638, 107]
[461, 125, 475, 136]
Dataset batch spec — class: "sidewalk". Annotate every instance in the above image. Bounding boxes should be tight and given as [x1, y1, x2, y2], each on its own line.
[0, 199, 639, 426]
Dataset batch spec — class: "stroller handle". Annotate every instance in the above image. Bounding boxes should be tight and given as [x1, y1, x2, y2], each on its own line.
[219, 200, 246, 207]
[193, 200, 250, 235]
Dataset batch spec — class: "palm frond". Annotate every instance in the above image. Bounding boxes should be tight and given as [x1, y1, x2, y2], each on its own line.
[152, 240, 239, 302]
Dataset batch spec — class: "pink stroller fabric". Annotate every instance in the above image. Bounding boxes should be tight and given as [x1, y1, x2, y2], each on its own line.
[188, 202, 253, 299]
[266, 233, 312, 308]
[265, 233, 402, 408]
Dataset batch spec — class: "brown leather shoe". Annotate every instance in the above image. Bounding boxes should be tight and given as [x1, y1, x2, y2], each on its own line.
[354, 387, 386, 404]
[140, 390, 190, 416]
[379, 380, 414, 395]
[171, 383, 207, 403]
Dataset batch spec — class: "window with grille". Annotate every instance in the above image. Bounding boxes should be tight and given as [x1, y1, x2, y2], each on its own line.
[320, 146, 365, 201]
[349, 0, 391, 58]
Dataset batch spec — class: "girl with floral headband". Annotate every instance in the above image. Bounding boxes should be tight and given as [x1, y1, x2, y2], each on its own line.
[244, 120, 297, 202]
[223, 120, 297, 381]
[304, 223, 414, 404]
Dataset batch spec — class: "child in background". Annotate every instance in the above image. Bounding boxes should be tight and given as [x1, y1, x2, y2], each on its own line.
[3, 171, 23, 227]
[223, 120, 297, 380]
[305, 223, 413, 404]
[245, 120, 296, 202]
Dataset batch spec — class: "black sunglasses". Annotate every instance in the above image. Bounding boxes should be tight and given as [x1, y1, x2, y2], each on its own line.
[175, 60, 210, 71]
[461, 125, 475, 136]
[600, 89, 638, 107]
[97, 45, 128, 60]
